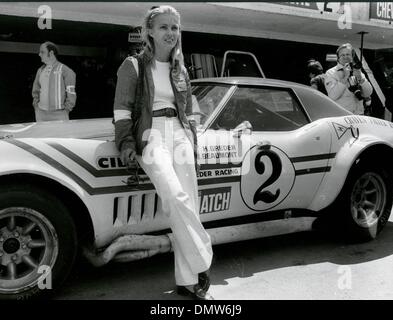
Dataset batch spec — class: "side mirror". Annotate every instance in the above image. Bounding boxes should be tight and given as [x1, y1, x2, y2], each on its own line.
[232, 121, 253, 138]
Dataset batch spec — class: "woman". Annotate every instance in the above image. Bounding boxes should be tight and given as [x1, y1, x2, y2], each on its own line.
[113, 5, 213, 300]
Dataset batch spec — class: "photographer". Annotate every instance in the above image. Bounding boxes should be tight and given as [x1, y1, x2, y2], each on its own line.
[325, 43, 372, 115]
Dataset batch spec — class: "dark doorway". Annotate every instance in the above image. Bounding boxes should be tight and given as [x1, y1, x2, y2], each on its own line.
[0, 52, 37, 124]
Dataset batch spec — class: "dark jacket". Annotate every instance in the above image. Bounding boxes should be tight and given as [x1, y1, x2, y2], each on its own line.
[113, 51, 198, 166]
[310, 74, 327, 96]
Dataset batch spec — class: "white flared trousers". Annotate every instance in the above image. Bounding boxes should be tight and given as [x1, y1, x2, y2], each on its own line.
[136, 117, 213, 285]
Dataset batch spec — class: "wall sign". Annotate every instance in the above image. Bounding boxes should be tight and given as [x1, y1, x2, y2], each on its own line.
[370, 2, 393, 22]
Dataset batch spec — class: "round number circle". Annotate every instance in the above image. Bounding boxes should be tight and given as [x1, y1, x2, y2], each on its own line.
[240, 145, 296, 211]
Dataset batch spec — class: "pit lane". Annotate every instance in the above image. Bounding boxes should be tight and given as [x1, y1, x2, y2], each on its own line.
[53, 214, 393, 300]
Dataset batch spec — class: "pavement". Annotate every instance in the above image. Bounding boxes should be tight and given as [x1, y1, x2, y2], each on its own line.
[53, 214, 393, 300]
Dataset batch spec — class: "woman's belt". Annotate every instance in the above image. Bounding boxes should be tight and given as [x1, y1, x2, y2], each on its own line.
[152, 108, 178, 118]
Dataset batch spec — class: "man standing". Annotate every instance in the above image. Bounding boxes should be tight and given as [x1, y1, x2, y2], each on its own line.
[325, 43, 372, 115]
[32, 42, 76, 121]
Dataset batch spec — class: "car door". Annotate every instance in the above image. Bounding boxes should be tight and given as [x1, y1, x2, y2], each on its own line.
[205, 85, 333, 214]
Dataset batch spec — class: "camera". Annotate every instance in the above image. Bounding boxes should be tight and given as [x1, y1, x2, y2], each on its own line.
[347, 75, 363, 100]
[347, 52, 364, 100]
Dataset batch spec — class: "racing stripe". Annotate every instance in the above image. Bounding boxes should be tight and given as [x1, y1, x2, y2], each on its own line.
[290, 153, 336, 163]
[49, 142, 335, 178]
[200, 162, 242, 170]
[6, 139, 334, 196]
[47, 142, 129, 177]
[295, 167, 331, 176]
[290, 153, 335, 176]
[48, 142, 242, 185]
[198, 176, 240, 186]
[4, 140, 155, 195]
[5, 140, 237, 194]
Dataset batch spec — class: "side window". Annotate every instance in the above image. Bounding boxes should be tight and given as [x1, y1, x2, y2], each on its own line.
[211, 86, 309, 131]
[295, 86, 352, 121]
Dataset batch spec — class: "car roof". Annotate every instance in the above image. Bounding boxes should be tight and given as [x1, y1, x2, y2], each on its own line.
[191, 76, 352, 121]
[191, 77, 312, 91]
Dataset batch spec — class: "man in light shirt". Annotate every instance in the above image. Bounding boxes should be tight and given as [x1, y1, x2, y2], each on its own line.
[32, 42, 76, 121]
[325, 43, 372, 115]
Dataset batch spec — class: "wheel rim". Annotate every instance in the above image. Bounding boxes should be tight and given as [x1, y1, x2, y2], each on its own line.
[0, 207, 59, 294]
[350, 172, 386, 228]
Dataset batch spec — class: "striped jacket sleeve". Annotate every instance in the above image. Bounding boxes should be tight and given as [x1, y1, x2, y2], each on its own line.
[63, 65, 77, 112]
[113, 58, 138, 152]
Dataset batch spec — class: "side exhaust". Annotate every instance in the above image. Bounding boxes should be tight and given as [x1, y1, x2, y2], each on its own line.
[83, 217, 316, 267]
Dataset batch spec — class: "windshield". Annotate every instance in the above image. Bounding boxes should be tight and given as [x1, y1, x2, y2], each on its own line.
[190, 84, 231, 128]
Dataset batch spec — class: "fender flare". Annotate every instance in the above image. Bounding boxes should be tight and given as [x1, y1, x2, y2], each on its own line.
[309, 139, 393, 211]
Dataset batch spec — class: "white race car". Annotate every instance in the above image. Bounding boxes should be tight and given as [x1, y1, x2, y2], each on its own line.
[1, 77, 392, 299]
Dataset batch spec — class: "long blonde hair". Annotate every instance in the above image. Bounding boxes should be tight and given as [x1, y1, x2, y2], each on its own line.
[141, 5, 184, 72]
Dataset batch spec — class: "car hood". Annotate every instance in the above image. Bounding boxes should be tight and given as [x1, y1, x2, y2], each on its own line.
[0, 118, 114, 139]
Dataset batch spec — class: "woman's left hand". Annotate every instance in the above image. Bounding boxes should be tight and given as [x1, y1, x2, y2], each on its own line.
[121, 147, 136, 167]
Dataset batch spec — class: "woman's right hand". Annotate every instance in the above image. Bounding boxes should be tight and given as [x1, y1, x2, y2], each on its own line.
[121, 147, 137, 167]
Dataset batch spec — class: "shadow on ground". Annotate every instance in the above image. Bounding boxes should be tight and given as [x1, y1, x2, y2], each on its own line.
[52, 221, 393, 300]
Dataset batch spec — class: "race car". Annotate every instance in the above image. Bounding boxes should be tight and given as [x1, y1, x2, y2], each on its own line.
[1, 77, 392, 299]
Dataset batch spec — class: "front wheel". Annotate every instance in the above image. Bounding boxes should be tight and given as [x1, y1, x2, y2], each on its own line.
[0, 185, 77, 299]
[336, 161, 392, 242]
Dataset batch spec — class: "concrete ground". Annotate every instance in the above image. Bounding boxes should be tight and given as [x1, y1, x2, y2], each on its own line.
[53, 214, 393, 300]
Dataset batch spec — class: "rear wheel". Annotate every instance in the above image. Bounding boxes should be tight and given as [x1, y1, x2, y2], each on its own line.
[334, 160, 392, 241]
[0, 185, 77, 299]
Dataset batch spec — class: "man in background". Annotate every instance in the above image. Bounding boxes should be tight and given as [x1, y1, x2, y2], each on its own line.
[32, 41, 76, 121]
[325, 43, 372, 115]
[307, 59, 327, 95]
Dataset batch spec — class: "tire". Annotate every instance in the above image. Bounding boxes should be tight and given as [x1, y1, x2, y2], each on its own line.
[333, 159, 392, 242]
[0, 184, 77, 300]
